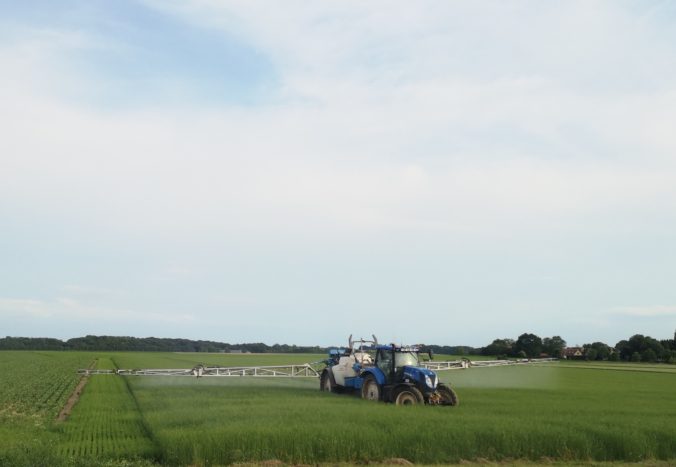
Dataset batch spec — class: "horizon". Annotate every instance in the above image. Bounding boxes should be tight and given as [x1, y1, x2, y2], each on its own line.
[2, 1, 676, 348]
[4, 329, 675, 350]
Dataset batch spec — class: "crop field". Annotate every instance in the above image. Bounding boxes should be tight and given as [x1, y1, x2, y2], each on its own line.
[0, 351, 97, 466]
[55, 357, 158, 460]
[1, 351, 675, 466]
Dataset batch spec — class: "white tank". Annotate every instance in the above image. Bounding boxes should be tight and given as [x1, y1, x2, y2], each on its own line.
[331, 355, 356, 386]
[354, 351, 373, 365]
[331, 352, 373, 386]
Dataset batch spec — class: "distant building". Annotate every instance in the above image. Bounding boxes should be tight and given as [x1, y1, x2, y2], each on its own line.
[563, 347, 584, 359]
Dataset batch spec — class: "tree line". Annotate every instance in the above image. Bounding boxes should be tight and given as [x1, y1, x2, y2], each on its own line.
[0, 336, 485, 355]
[612, 334, 675, 363]
[481, 334, 566, 359]
[2, 331, 675, 363]
[480, 331, 676, 363]
[0, 335, 326, 353]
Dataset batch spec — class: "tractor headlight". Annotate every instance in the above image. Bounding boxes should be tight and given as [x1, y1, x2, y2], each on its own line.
[425, 375, 436, 388]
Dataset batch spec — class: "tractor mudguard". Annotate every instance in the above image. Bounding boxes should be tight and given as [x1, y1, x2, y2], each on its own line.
[343, 376, 360, 389]
[391, 382, 416, 392]
[359, 367, 386, 386]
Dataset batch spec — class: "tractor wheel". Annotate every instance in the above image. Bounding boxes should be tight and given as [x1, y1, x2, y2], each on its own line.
[437, 384, 459, 406]
[320, 370, 335, 392]
[393, 386, 424, 406]
[361, 375, 381, 402]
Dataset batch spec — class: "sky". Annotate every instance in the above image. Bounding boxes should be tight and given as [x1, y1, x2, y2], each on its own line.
[1, 1, 676, 347]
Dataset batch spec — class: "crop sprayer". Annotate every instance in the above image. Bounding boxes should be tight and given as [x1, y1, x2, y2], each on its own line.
[78, 334, 557, 406]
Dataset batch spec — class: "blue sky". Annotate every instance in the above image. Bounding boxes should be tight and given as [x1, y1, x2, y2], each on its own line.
[1, 1, 675, 347]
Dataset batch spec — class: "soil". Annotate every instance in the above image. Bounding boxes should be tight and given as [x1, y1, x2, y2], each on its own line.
[56, 359, 96, 422]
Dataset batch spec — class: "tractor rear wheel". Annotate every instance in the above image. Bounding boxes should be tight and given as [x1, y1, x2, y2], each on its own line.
[437, 384, 459, 406]
[393, 386, 424, 406]
[320, 370, 335, 392]
[361, 375, 381, 402]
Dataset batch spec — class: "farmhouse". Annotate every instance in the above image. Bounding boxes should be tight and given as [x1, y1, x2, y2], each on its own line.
[562, 347, 584, 359]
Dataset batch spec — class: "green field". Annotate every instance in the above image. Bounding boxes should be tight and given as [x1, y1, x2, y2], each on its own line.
[1, 351, 675, 466]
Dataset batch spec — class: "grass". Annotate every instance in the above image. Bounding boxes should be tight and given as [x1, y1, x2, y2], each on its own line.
[557, 360, 676, 374]
[0, 351, 96, 467]
[55, 357, 159, 462]
[0, 351, 95, 420]
[1, 351, 675, 466]
[123, 363, 676, 465]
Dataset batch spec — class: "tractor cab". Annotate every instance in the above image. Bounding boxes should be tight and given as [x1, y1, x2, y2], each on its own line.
[375, 346, 415, 378]
[374, 345, 431, 384]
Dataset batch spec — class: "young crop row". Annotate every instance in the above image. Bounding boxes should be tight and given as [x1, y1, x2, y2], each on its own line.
[56, 357, 159, 462]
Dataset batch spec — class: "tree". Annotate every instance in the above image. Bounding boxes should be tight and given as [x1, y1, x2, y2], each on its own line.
[584, 342, 611, 361]
[659, 348, 673, 363]
[615, 339, 631, 360]
[630, 351, 641, 362]
[542, 336, 566, 358]
[481, 338, 514, 357]
[514, 333, 543, 359]
[616, 334, 664, 361]
[585, 348, 598, 361]
[646, 337, 664, 355]
[669, 351, 676, 364]
[641, 348, 658, 363]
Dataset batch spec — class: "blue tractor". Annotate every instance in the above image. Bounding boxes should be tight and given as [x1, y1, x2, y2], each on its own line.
[320, 335, 459, 406]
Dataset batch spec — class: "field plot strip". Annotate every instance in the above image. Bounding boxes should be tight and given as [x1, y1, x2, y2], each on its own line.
[558, 362, 676, 374]
[0, 351, 95, 420]
[0, 351, 98, 465]
[58, 357, 159, 461]
[56, 359, 97, 421]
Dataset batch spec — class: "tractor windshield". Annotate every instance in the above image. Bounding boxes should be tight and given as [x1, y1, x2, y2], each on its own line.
[394, 351, 419, 368]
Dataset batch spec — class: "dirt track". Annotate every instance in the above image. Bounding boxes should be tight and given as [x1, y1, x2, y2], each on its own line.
[56, 359, 96, 422]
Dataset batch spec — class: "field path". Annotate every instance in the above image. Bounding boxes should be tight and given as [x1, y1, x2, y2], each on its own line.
[56, 358, 96, 422]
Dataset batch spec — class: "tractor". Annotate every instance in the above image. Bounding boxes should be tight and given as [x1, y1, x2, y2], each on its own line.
[319, 335, 459, 406]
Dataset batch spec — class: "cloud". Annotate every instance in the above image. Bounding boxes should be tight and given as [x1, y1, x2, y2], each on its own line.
[140, 1, 676, 94]
[61, 285, 126, 297]
[0, 296, 195, 324]
[2, 1, 676, 344]
[0, 298, 51, 318]
[1, 80, 675, 243]
[3, 29, 675, 228]
[610, 306, 676, 318]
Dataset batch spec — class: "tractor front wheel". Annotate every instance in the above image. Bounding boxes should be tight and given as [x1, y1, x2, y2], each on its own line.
[393, 386, 424, 406]
[437, 384, 459, 406]
[361, 375, 381, 402]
